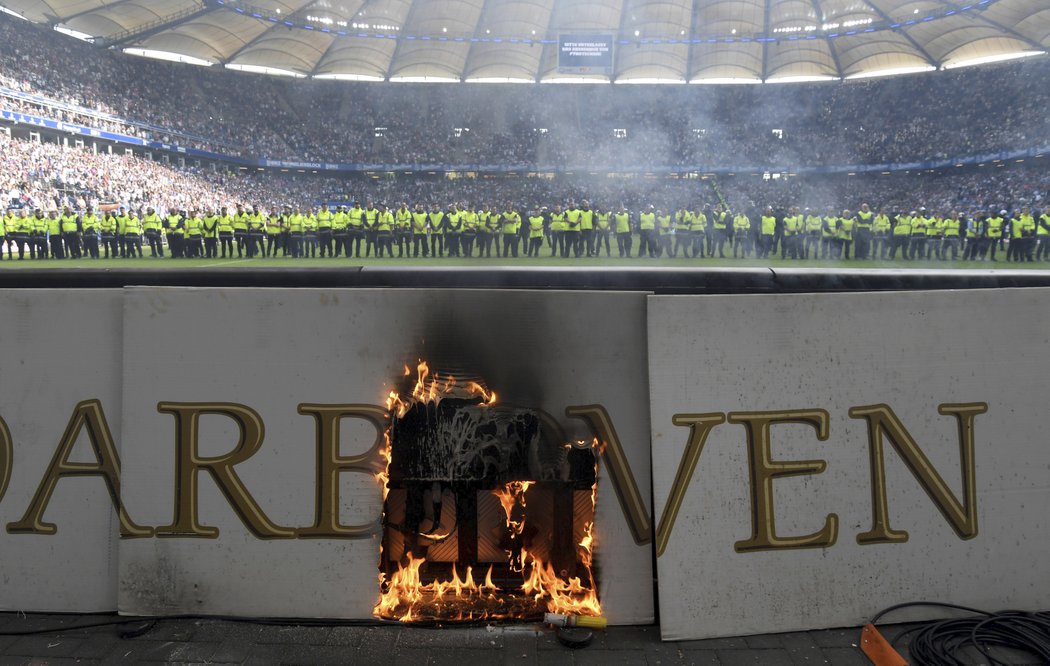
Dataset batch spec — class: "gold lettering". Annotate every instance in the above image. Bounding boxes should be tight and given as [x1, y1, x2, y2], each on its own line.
[850, 403, 986, 544]
[296, 404, 388, 538]
[728, 410, 837, 553]
[0, 415, 13, 506]
[654, 413, 727, 556]
[566, 405, 653, 546]
[154, 402, 294, 539]
[7, 400, 152, 537]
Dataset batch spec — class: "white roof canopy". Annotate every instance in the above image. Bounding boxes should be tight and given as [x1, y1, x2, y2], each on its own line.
[3, 0, 1047, 82]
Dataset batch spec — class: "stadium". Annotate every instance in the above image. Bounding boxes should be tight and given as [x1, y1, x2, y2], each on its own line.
[1, 2, 1050, 666]
[0, 0, 1048, 269]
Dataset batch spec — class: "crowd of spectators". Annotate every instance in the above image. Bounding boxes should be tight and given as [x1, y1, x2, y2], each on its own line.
[4, 132, 1048, 222]
[2, 13, 1048, 169]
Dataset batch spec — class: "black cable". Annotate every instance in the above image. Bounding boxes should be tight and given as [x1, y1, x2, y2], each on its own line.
[870, 602, 1050, 665]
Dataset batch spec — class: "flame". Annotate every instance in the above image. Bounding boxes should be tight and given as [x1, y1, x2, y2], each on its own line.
[493, 481, 533, 572]
[373, 362, 602, 623]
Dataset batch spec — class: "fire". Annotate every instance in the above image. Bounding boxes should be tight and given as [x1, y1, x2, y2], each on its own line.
[373, 361, 602, 623]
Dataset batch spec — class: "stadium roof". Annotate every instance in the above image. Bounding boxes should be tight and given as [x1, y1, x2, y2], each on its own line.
[2, 0, 1048, 82]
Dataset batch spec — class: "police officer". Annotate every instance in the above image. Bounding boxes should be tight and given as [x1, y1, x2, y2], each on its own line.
[758, 207, 776, 259]
[732, 210, 751, 259]
[202, 207, 219, 259]
[595, 206, 613, 257]
[287, 207, 303, 258]
[81, 205, 100, 259]
[142, 207, 164, 257]
[711, 204, 729, 258]
[614, 206, 632, 258]
[526, 209, 545, 258]
[302, 207, 318, 258]
[28, 209, 47, 259]
[985, 210, 1005, 261]
[217, 206, 234, 258]
[1036, 209, 1050, 261]
[459, 204, 477, 258]
[502, 205, 521, 258]
[265, 208, 284, 258]
[60, 206, 81, 259]
[316, 203, 334, 258]
[233, 205, 249, 258]
[47, 210, 64, 259]
[124, 208, 143, 258]
[873, 209, 891, 260]
[392, 203, 408, 257]
[428, 204, 444, 258]
[444, 204, 461, 258]
[165, 208, 184, 259]
[575, 200, 592, 257]
[100, 210, 118, 259]
[375, 203, 393, 258]
[889, 211, 912, 260]
[348, 202, 365, 258]
[564, 202, 581, 258]
[838, 209, 855, 260]
[411, 204, 429, 258]
[248, 206, 265, 258]
[942, 211, 962, 260]
[185, 210, 204, 258]
[8, 210, 28, 259]
[855, 203, 874, 260]
[638, 206, 656, 258]
[549, 204, 565, 258]
[332, 205, 349, 257]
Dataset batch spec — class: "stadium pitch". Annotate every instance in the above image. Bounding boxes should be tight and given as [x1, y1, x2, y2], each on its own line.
[2, 256, 1048, 270]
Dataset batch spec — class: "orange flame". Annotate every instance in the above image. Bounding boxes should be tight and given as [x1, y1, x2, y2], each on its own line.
[373, 362, 601, 623]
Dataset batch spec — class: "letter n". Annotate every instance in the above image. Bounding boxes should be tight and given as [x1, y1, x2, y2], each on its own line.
[850, 403, 986, 544]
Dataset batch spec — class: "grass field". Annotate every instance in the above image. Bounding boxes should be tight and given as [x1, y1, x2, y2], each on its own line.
[1, 253, 1048, 270]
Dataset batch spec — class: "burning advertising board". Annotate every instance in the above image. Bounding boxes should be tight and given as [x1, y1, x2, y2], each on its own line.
[116, 288, 654, 624]
[647, 289, 1050, 640]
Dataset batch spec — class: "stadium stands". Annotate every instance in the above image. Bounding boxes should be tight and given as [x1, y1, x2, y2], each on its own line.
[1, 13, 1049, 264]
[2, 14, 1048, 169]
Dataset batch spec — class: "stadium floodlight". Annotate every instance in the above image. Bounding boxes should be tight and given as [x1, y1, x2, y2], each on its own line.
[941, 50, 1045, 70]
[540, 76, 611, 84]
[689, 77, 761, 84]
[844, 65, 937, 79]
[313, 73, 386, 81]
[464, 77, 536, 84]
[614, 77, 687, 84]
[0, 5, 28, 20]
[54, 25, 94, 42]
[124, 48, 214, 67]
[225, 63, 306, 77]
[388, 75, 462, 83]
[764, 75, 839, 83]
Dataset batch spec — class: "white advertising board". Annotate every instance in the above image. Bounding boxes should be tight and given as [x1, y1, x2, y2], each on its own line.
[117, 288, 654, 624]
[0, 290, 124, 612]
[648, 289, 1050, 640]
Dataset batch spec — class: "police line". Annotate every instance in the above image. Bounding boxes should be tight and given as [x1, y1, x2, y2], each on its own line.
[0, 287, 1046, 639]
[4, 106, 1048, 175]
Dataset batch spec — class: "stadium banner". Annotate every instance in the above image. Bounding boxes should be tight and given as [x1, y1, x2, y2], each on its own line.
[0, 109, 250, 164]
[117, 287, 655, 624]
[647, 288, 1050, 640]
[0, 290, 124, 612]
[557, 34, 615, 74]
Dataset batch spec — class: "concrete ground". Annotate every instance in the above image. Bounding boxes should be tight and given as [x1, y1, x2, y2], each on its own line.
[0, 612, 924, 665]
[0, 613, 1045, 665]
